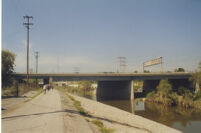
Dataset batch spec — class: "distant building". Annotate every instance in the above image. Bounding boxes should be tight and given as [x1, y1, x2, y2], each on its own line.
[55, 81, 68, 86]
[68, 84, 79, 88]
[91, 83, 98, 89]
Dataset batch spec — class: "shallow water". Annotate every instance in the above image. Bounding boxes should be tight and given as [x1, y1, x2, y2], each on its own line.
[100, 100, 201, 133]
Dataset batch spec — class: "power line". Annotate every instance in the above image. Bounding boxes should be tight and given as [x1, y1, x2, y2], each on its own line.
[23, 15, 33, 83]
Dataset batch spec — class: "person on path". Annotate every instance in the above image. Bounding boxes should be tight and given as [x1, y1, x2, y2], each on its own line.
[43, 84, 47, 94]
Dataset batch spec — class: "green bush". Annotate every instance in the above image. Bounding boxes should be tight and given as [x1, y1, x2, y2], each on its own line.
[178, 86, 187, 96]
[146, 91, 155, 98]
[168, 92, 178, 105]
[157, 79, 172, 97]
[193, 91, 201, 101]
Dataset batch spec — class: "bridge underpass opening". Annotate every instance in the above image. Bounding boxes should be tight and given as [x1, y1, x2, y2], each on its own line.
[96, 80, 133, 101]
[142, 78, 192, 94]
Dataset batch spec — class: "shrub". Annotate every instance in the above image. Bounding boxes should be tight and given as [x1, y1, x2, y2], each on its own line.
[193, 91, 201, 101]
[157, 79, 172, 97]
[146, 91, 155, 98]
[168, 92, 178, 105]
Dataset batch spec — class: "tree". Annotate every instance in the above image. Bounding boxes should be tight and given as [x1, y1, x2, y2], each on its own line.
[190, 62, 201, 93]
[174, 68, 185, 72]
[2, 50, 15, 87]
[78, 81, 93, 96]
[134, 70, 138, 73]
[157, 79, 172, 98]
[144, 70, 150, 73]
[199, 62, 201, 70]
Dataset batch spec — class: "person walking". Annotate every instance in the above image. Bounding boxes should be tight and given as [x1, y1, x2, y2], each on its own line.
[43, 84, 47, 94]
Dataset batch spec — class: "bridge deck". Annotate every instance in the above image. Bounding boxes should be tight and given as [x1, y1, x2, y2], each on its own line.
[13, 72, 191, 81]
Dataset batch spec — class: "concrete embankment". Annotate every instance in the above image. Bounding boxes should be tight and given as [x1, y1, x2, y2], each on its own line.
[68, 93, 182, 133]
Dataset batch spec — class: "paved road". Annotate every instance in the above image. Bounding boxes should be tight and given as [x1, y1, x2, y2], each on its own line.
[2, 90, 65, 133]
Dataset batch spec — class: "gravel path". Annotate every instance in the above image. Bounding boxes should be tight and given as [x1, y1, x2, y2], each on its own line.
[58, 90, 94, 133]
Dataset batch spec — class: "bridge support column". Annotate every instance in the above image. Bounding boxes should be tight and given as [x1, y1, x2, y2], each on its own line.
[43, 77, 53, 85]
[43, 78, 49, 85]
[96, 80, 133, 101]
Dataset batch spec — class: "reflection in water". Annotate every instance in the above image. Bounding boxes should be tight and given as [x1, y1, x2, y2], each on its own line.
[100, 100, 201, 133]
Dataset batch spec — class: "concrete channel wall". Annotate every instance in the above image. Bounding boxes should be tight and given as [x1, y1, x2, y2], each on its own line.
[69, 93, 182, 133]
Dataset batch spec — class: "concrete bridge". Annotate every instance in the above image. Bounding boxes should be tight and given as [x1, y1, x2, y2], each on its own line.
[13, 72, 193, 100]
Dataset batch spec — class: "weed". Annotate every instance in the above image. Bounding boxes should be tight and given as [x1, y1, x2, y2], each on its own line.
[68, 94, 87, 115]
[85, 118, 90, 122]
[92, 120, 114, 133]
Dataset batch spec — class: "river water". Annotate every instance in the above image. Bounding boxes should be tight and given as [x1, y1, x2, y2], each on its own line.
[81, 93, 201, 133]
[100, 100, 201, 133]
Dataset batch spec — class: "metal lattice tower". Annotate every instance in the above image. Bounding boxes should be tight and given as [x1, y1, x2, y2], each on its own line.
[73, 67, 80, 73]
[117, 57, 127, 73]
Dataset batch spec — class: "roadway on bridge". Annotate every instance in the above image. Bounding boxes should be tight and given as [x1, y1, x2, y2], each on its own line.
[2, 90, 65, 133]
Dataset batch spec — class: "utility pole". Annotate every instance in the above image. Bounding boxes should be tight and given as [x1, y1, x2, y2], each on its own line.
[23, 15, 33, 83]
[35, 51, 39, 86]
[35, 52, 39, 73]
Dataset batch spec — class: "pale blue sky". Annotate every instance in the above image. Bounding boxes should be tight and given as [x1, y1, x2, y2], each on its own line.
[2, 0, 201, 73]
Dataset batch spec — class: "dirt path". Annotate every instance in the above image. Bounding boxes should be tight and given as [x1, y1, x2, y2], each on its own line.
[2, 90, 39, 112]
[2, 90, 63, 133]
[2, 89, 94, 133]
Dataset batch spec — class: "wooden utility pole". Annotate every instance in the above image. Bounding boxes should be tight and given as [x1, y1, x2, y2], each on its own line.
[23, 16, 33, 83]
[35, 51, 39, 73]
[35, 51, 39, 85]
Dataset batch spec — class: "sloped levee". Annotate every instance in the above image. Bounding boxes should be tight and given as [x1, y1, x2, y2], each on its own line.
[69, 93, 182, 133]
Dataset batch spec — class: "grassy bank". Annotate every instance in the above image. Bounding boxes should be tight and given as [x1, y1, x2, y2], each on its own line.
[2, 83, 41, 97]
